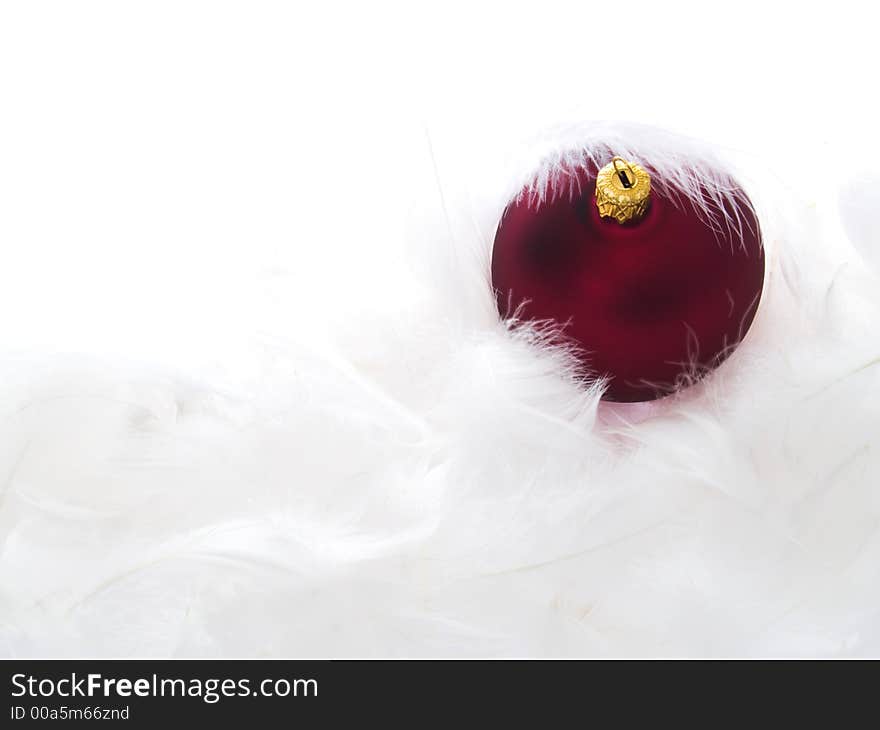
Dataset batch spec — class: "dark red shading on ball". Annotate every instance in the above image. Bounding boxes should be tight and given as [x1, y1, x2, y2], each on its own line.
[491, 163, 765, 402]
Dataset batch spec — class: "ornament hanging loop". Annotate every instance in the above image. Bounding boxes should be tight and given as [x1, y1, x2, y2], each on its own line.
[611, 156, 636, 189]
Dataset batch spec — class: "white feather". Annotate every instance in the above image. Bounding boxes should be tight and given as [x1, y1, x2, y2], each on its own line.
[1, 117, 879, 657]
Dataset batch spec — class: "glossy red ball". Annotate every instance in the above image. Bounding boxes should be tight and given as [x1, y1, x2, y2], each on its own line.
[491, 163, 765, 402]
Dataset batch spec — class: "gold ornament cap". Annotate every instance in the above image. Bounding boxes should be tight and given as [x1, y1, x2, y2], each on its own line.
[595, 156, 651, 224]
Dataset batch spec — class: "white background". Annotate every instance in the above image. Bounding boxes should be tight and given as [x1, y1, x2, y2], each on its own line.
[1, 1, 878, 369]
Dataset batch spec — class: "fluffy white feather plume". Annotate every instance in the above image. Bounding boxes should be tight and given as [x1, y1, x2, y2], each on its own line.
[1, 117, 879, 657]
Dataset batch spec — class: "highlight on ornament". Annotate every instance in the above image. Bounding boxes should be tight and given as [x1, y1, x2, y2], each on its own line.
[491, 130, 765, 402]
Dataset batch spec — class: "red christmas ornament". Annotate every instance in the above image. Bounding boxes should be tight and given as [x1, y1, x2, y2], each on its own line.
[491, 153, 764, 402]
